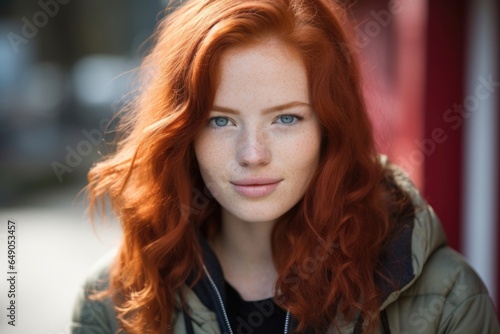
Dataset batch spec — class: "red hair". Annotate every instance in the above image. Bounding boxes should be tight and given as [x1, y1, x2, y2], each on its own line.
[87, 0, 397, 332]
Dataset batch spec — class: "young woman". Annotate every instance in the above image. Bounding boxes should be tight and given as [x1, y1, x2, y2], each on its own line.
[71, 0, 499, 333]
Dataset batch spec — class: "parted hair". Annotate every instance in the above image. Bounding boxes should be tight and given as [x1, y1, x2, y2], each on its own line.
[87, 0, 405, 333]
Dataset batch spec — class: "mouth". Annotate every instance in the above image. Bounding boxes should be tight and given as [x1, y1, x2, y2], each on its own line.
[230, 178, 282, 198]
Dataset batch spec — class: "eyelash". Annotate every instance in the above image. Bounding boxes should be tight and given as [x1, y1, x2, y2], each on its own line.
[207, 113, 304, 128]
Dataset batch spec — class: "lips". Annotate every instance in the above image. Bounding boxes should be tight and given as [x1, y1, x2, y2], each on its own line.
[231, 178, 282, 198]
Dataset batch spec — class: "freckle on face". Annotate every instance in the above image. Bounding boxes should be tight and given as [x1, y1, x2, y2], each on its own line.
[194, 38, 322, 224]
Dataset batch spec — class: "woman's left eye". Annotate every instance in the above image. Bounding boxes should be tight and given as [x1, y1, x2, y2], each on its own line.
[275, 114, 303, 125]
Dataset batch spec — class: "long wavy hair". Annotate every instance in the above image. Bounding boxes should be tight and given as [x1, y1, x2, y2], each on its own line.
[87, 0, 404, 333]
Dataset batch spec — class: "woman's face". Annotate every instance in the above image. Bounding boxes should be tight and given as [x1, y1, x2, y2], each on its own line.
[194, 39, 322, 224]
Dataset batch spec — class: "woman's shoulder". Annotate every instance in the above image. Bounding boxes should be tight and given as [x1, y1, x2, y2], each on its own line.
[386, 246, 500, 333]
[70, 249, 221, 334]
[406, 245, 490, 301]
[70, 249, 119, 334]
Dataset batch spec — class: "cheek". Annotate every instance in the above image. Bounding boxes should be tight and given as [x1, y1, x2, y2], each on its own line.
[194, 140, 232, 206]
[194, 135, 227, 182]
[289, 132, 321, 174]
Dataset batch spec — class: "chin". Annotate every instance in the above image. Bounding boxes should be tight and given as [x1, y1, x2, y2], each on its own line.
[226, 204, 288, 224]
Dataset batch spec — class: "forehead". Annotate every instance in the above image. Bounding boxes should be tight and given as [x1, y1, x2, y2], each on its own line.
[214, 38, 310, 109]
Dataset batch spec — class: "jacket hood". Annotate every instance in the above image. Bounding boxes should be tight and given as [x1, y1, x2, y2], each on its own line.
[377, 156, 447, 310]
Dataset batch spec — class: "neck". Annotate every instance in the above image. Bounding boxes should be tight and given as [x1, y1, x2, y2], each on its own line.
[210, 209, 278, 300]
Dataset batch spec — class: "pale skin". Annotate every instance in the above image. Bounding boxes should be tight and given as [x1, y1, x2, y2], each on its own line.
[194, 38, 322, 301]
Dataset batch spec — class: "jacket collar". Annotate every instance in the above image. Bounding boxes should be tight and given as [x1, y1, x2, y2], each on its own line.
[375, 215, 415, 304]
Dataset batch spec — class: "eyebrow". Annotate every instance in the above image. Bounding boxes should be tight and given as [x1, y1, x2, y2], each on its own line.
[211, 101, 311, 115]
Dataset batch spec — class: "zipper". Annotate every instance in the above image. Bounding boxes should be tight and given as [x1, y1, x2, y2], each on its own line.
[202, 265, 291, 334]
[203, 265, 234, 334]
[284, 309, 290, 334]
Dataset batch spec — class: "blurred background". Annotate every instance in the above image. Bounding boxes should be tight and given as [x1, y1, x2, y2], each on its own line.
[0, 0, 498, 333]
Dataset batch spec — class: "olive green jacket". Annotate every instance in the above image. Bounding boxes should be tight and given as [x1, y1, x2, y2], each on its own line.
[71, 165, 500, 333]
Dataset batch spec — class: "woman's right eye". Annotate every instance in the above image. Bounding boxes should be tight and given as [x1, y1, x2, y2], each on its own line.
[209, 116, 231, 127]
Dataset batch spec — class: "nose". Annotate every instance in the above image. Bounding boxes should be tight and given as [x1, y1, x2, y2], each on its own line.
[236, 126, 271, 167]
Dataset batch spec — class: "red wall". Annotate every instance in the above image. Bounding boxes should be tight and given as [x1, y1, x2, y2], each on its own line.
[423, 1, 467, 251]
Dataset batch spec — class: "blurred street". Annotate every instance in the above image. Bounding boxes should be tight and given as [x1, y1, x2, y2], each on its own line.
[0, 186, 121, 334]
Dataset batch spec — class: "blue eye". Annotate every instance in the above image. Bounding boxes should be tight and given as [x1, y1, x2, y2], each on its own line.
[210, 117, 230, 127]
[279, 115, 296, 124]
[276, 114, 303, 125]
